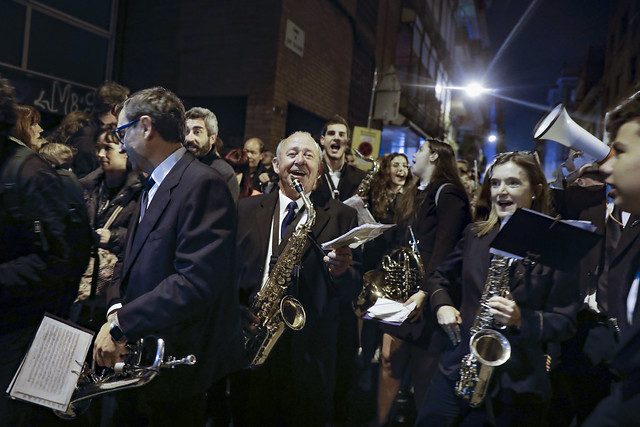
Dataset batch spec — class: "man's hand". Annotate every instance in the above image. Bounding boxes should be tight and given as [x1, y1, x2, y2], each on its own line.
[437, 305, 462, 345]
[93, 322, 128, 367]
[323, 246, 353, 278]
[487, 296, 522, 328]
[96, 228, 111, 245]
[258, 172, 270, 184]
[240, 306, 261, 336]
[405, 290, 427, 322]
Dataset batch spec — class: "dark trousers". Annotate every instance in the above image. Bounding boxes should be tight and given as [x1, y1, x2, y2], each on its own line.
[416, 370, 548, 427]
[113, 388, 206, 427]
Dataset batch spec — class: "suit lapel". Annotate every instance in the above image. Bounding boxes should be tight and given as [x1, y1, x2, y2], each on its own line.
[256, 192, 278, 259]
[122, 153, 195, 278]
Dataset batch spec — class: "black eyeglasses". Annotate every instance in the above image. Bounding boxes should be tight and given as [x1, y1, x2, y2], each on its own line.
[112, 119, 139, 144]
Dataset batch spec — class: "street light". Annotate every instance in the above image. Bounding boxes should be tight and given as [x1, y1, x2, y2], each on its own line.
[487, 134, 497, 143]
[465, 82, 488, 98]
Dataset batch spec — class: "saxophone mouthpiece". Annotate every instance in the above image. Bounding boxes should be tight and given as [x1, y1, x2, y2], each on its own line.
[290, 177, 304, 194]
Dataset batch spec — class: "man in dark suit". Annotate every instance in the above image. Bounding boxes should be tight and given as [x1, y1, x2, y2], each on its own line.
[231, 131, 361, 426]
[312, 114, 366, 206]
[93, 87, 243, 426]
[184, 106, 239, 202]
[584, 95, 640, 426]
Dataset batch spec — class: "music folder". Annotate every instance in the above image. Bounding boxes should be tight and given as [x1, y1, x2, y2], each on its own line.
[6, 314, 94, 411]
[490, 208, 602, 271]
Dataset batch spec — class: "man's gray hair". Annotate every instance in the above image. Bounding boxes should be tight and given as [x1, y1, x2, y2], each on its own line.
[185, 107, 219, 137]
[275, 131, 322, 160]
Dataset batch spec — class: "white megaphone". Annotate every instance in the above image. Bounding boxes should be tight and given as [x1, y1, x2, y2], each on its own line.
[533, 104, 613, 164]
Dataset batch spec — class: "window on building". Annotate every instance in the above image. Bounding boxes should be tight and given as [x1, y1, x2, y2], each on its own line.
[0, 0, 25, 66]
[0, 0, 115, 87]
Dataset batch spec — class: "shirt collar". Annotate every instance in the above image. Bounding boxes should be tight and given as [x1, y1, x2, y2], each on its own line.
[278, 189, 304, 213]
[149, 146, 186, 189]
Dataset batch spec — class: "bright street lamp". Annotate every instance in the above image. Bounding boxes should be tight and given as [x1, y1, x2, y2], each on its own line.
[487, 134, 497, 143]
[465, 82, 488, 98]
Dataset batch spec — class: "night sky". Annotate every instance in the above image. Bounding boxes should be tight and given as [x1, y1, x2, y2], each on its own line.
[484, 0, 611, 151]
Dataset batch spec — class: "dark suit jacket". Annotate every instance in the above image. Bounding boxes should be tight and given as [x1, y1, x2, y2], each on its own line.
[427, 224, 579, 400]
[235, 191, 360, 411]
[415, 181, 471, 280]
[107, 151, 243, 400]
[552, 185, 608, 306]
[199, 148, 239, 203]
[608, 215, 640, 336]
[312, 162, 366, 206]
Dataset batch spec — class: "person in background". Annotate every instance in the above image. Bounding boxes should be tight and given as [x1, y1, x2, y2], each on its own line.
[244, 137, 278, 193]
[68, 81, 129, 178]
[75, 124, 142, 327]
[372, 141, 472, 426]
[184, 107, 239, 202]
[224, 148, 260, 198]
[0, 75, 81, 426]
[47, 110, 91, 146]
[11, 104, 44, 151]
[39, 142, 76, 170]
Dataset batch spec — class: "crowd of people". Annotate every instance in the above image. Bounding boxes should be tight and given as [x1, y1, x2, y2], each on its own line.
[1, 72, 640, 427]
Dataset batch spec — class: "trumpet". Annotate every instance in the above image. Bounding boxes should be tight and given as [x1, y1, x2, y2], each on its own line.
[55, 336, 196, 419]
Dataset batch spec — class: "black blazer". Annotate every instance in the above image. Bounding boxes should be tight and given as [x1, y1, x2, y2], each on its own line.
[107, 151, 244, 400]
[235, 191, 361, 405]
[427, 224, 579, 400]
[312, 162, 366, 206]
[415, 181, 471, 280]
[608, 215, 640, 336]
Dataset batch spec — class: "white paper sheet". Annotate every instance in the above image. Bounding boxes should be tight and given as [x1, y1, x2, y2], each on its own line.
[365, 298, 416, 325]
[321, 222, 396, 250]
[7, 315, 93, 411]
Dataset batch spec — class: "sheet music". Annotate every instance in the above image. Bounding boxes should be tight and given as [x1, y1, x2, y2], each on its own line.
[7, 315, 94, 411]
[343, 195, 377, 225]
[363, 298, 417, 326]
[321, 222, 396, 250]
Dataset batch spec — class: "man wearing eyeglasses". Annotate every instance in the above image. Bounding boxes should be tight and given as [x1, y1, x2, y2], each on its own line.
[92, 86, 243, 426]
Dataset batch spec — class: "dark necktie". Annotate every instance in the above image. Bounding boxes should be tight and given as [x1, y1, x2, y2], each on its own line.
[280, 201, 298, 240]
[140, 177, 156, 221]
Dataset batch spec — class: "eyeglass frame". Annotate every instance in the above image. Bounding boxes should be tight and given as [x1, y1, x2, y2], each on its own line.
[112, 118, 140, 144]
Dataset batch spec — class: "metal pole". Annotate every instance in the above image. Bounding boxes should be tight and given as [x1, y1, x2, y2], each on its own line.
[367, 68, 378, 129]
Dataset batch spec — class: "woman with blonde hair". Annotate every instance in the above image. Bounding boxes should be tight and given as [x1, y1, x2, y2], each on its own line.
[416, 151, 578, 426]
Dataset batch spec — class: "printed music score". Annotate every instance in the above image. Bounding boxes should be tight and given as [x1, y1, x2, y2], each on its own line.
[6, 314, 94, 411]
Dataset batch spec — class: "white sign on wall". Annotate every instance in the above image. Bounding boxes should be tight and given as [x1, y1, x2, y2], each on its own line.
[285, 19, 305, 57]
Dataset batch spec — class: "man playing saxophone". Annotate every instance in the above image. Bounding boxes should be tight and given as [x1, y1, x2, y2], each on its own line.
[416, 152, 579, 426]
[230, 131, 361, 427]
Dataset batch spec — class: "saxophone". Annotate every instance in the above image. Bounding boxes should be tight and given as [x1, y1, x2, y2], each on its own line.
[245, 177, 315, 368]
[353, 149, 380, 198]
[353, 227, 425, 317]
[455, 254, 512, 407]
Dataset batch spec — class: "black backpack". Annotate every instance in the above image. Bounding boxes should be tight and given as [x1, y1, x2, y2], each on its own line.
[0, 141, 92, 281]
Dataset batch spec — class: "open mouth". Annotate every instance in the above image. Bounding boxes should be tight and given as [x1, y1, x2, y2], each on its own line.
[290, 169, 306, 178]
[329, 142, 342, 152]
[497, 200, 514, 209]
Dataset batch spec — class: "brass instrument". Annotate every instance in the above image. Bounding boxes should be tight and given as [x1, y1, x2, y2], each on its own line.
[353, 149, 380, 198]
[455, 255, 512, 407]
[245, 177, 315, 368]
[353, 227, 425, 317]
[55, 336, 196, 419]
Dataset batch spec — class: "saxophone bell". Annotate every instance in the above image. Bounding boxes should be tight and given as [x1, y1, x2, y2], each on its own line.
[280, 295, 306, 330]
[469, 328, 511, 367]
